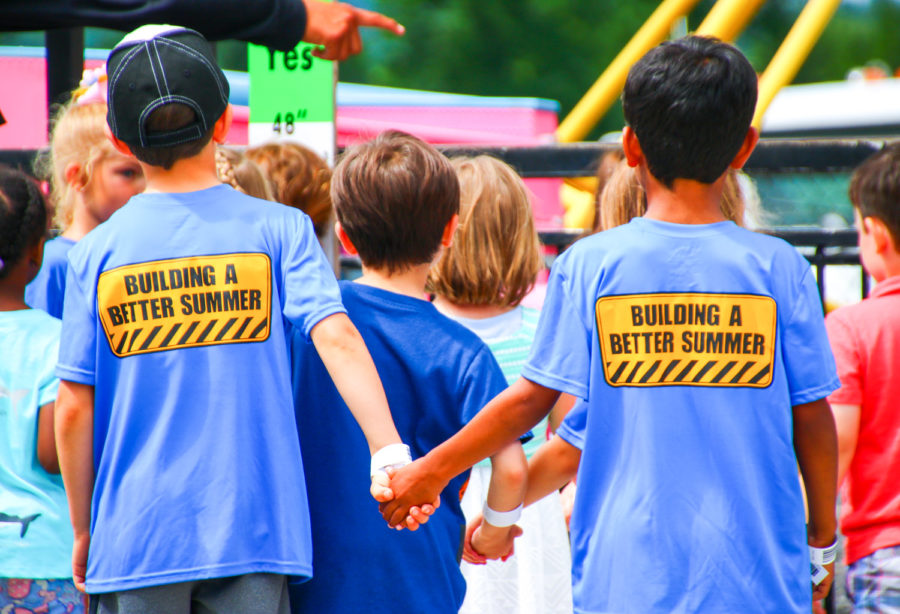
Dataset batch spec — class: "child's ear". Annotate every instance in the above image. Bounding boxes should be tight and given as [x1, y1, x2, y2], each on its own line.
[105, 124, 136, 159]
[863, 216, 892, 254]
[622, 126, 643, 169]
[64, 161, 86, 191]
[441, 213, 459, 248]
[334, 221, 358, 255]
[729, 126, 759, 170]
[212, 105, 233, 145]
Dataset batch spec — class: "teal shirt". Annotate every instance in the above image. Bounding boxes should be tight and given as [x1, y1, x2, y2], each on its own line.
[0, 309, 69, 578]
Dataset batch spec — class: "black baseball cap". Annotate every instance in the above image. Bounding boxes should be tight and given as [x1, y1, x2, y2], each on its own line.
[106, 25, 230, 149]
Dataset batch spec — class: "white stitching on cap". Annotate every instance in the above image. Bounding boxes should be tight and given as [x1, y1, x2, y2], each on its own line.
[145, 41, 163, 98]
[153, 39, 171, 96]
[156, 38, 227, 103]
[107, 44, 144, 134]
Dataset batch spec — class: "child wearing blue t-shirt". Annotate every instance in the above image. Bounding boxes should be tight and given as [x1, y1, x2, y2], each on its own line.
[0, 166, 84, 614]
[54, 26, 409, 614]
[27, 80, 146, 319]
[382, 36, 841, 614]
[289, 131, 527, 614]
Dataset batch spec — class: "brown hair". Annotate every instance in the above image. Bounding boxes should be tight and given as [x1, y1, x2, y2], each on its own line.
[331, 131, 459, 273]
[594, 160, 750, 232]
[127, 103, 214, 170]
[849, 142, 900, 245]
[215, 147, 274, 201]
[37, 101, 112, 231]
[245, 142, 331, 236]
[428, 156, 542, 308]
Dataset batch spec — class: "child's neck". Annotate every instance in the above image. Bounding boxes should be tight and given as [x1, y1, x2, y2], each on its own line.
[0, 271, 29, 311]
[432, 296, 513, 319]
[355, 262, 431, 300]
[62, 195, 103, 241]
[642, 169, 728, 224]
[141, 143, 221, 194]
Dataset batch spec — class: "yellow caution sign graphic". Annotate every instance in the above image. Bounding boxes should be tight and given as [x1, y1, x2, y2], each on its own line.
[98, 253, 272, 357]
[596, 293, 776, 388]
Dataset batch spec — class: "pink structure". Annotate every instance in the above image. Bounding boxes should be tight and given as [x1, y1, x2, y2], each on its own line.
[0, 47, 563, 227]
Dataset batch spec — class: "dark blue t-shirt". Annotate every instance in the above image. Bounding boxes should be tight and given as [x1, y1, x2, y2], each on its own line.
[290, 282, 508, 614]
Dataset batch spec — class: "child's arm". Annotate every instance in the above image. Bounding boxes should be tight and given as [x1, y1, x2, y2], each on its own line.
[381, 377, 560, 526]
[55, 380, 95, 593]
[792, 397, 839, 601]
[311, 312, 403, 454]
[524, 434, 581, 507]
[467, 441, 527, 561]
[37, 402, 60, 474]
[311, 312, 418, 507]
[830, 403, 860, 486]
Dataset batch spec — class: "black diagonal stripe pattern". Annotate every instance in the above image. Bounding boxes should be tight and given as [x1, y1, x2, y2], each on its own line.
[139, 325, 163, 351]
[610, 361, 629, 383]
[109, 313, 271, 356]
[748, 364, 771, 384]
[730, 361, 756, 384]
[195, 320, 219, 343]
[660, 359, 681, 381]
[711, 360, 737, 383]
[692, 360, 718, 383]
[639, 360, 661, 383]
[159, 323, 182, 348]
[673, 360, 698, 383]
[625, 361, 644, 383]
[250, 318, 269, 339]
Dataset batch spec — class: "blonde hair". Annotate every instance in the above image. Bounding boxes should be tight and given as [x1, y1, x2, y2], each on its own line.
[37, 101, 113, 231]
[245, 143, 331, 236]
[594, 160, 751, 232]
[215, 147, 274, 201]
[428, 155, 543, 308]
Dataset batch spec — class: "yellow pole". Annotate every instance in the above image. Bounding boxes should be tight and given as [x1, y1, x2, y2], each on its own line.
[695, 0, 767, 42]
[752, 0, 842, 129]
[556, 0, 702, 143]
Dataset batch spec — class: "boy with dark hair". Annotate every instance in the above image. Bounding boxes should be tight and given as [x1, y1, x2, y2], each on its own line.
[54, 26, 409, 614]
[289, 130, 527, 614]
[825, 142, 900, 611]
[382, 36, 841, 613]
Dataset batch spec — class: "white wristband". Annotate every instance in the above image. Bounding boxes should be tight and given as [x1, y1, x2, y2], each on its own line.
[809, 538, 838, 566]
[370, 443, 412, 478]
[482, 503, 523, 528]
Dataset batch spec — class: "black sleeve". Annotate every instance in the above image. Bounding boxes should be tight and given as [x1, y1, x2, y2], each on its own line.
[0, 0, 307, 51]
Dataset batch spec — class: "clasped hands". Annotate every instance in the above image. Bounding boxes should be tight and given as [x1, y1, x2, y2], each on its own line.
[371, 464, 521, 561]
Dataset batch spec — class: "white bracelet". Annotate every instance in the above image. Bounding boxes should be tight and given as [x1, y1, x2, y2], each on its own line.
[482, 503, 523, 528]
[809, 538, 838, 566]
[370, 443, 412, 478]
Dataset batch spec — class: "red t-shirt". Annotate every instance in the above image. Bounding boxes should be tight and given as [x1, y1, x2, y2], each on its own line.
[826, 275, 900, 564]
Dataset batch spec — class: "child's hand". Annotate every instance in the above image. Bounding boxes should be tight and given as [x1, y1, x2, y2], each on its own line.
[374, 467, 440, 531]
[464, 513, 522, 562]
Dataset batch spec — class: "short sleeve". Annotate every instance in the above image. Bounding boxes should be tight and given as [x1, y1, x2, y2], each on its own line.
[56, 259, 97, 385]
[824, 310, 862, 405]
[521, 260, 591, 399]
[280, 212, 346, 340]
[781, 266, 840, 405]
[556, 400, 587, 450]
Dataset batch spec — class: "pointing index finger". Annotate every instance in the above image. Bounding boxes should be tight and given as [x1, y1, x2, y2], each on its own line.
[351, 7, 405, 35]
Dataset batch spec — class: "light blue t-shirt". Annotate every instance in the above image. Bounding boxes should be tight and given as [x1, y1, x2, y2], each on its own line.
[522, 218, 839, 614]
[57, 185, 345, 593]
[0, 309, 69, 579]
[25, 236, 76, 319]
